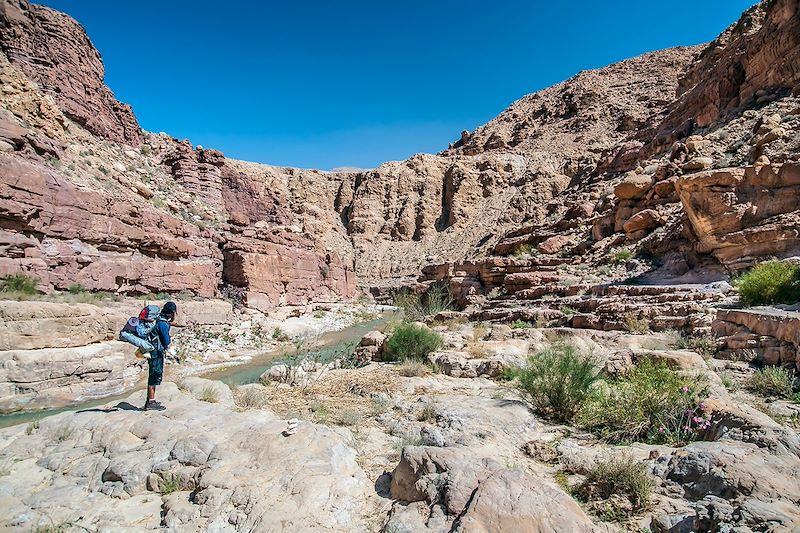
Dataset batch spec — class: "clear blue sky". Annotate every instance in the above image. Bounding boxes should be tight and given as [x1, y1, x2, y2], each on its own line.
[39, 1, 757, 170]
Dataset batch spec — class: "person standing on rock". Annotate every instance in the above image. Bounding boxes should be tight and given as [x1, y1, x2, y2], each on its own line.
[144, 301, 176, 411]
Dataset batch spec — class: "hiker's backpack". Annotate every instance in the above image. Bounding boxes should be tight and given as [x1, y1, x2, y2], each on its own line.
[122, 304, 161, 339]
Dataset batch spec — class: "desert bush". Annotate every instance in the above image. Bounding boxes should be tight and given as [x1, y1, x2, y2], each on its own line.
[158, 472, 193, 494]
[719, 371, 741, 392]
[384, 323, 442, 362]
[574, 455, 654, 520]
[612, 250, 632, 264]
[233, 386, 269, 409]
[33, 523, 69, 533]
[0, 273, 39, 296]
[50, 424, 74, 443]
[309, 400, 331, 422]
[513, 243, 536, 257]
[577, 360, 710, 445]
[735, 260, 800, 307]
[559, 306, 578, 316]
[675, 332, 716, 359]
[397, 358, 429, 377]
[747, 367, 795, 399]
[417, 402, 437, 422]
[200, 386, 219, 403]
[487, 287, 503, 299]
[510, 319, 531, 329]
[67, 284, 86, 294]
[514, 342, 599, 422]
[335, 409, 361, 426]
[466, 341, 489, 359]
[271, 327, 290, 342]
[623, 313, 650, 334]
[472, 321, 490, 341]
[393, 283, 453, 321]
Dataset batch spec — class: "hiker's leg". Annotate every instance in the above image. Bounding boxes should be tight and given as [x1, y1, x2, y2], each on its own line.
[145, 355, 163, 407]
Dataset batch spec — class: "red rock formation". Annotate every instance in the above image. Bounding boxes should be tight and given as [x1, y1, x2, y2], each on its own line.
[223, 234, 355, 311]
[676, 162, 800, 270]
[636, 0, 800, 161]
[162, 142, 226, 210]
[0, 153, 221, 295]
[0, 0, 142, 145]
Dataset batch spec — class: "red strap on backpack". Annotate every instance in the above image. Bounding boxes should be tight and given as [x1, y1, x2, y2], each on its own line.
[138, 307, 148, 320]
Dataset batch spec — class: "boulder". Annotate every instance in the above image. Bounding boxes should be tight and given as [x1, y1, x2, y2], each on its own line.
[623, 209, 667, 234]
[537, 235, 573, 255]
[682, 157, 713, 171]
[676, 163, 800, 269]
[359, 330, 386, 347]
[614, 174, 654, 200]
[389, 446, 599, 532]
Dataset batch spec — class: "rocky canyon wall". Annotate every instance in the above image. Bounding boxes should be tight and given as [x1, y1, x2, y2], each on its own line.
[1, 0, 799, 305]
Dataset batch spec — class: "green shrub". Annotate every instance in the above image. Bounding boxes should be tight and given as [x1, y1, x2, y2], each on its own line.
[384, 323, 442, 362]
[747, 367, 794, 399]
[393, 283, 453, 321]
[158, 473, 192, 494]
[510, 319, 531, 329]
[514, 342, 599, 422]
[612, 250, 633, 264]
[67, 284, 87, 294]
[574, 455, 654, 520]
[271, 328, 290, 342]
[734, 260, 800, 307]
[577, 360, 710, 445]
[499, 366, 523, 381]
[0, 273, 39, 295]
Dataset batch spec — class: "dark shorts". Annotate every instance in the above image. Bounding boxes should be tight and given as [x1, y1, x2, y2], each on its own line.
[148, 353, 164, 386]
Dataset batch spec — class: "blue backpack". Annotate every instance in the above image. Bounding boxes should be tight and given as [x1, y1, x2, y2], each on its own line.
[122, 304, 161, 339]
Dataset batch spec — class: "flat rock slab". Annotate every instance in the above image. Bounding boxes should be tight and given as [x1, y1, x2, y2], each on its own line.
[0, 340, 143, 413]
[0, 379, 374, 532]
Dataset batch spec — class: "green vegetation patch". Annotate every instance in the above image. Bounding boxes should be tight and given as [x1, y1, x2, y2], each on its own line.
[514, 342, 599, 422]
[577, 360, 710, 445]
[384, 323, 443, 363]
[734, 260, 800, 307]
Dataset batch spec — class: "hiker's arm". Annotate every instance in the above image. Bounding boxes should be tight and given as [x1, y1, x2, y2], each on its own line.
[159, 321, 171, 349]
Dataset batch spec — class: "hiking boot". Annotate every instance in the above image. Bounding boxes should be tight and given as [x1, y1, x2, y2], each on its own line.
[135, 348, 151, 360]
[143, 400, 166, 411]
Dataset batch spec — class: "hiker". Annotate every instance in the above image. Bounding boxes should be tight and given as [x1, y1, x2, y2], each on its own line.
[144, 301, 176, 411]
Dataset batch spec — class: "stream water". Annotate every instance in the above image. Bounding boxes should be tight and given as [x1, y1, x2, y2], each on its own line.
[0, 313, 394, 430]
